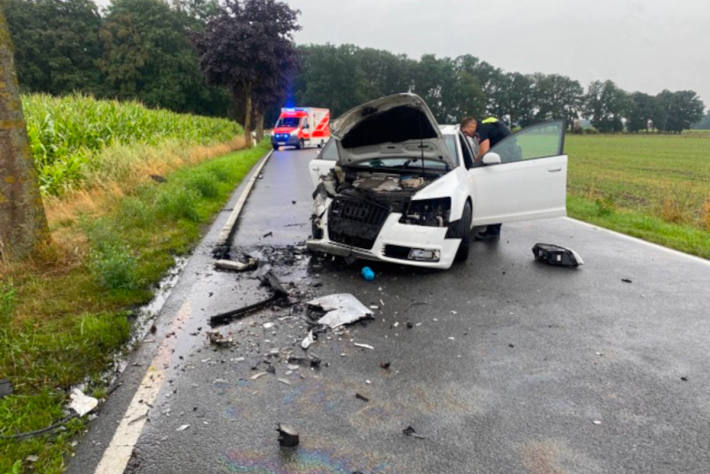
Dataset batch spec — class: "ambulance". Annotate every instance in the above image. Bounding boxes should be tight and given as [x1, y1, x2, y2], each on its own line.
[271, 107, 330, 150]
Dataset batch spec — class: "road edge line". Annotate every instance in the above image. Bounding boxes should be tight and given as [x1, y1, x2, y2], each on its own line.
[564, 217, 709, 266]
[215, 149, 273, 249]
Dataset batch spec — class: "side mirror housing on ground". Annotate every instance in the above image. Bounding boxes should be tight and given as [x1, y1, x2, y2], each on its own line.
[482, 152, 501, 165]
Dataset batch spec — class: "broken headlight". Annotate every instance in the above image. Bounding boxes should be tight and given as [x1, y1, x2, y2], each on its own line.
[399, 197, 451, 227]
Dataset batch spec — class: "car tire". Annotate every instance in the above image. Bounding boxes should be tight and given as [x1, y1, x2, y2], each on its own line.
[272, 144, 279, 150]
[454, 201, 472, 262]
[295, 139, 304, 150]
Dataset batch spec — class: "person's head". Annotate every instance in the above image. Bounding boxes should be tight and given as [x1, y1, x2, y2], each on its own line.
[460, 117, 477, 137]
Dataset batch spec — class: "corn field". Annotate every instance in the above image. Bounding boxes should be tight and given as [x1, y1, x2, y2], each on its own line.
[22, 93, 240, 195]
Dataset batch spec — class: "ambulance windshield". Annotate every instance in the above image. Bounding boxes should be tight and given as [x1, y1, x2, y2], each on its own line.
[276, 117, 301, 128]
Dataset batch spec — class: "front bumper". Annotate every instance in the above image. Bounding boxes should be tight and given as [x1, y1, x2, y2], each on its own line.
[271, 133, 299, 147]
[307, 213, 461, 269]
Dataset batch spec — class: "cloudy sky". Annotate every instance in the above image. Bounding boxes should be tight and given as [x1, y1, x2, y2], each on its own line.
[287, 0, 709, 108]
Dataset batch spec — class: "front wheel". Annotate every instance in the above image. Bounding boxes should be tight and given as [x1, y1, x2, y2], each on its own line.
[295, 139, 304, 150]
[454, 201, 472, 262]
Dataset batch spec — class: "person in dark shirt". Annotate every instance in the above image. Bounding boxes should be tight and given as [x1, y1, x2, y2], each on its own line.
[460, 116, 512, 241]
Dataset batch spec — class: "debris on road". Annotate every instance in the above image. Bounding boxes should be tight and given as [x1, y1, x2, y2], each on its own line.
[681, 376, 689, 382]
[308, 293, 373, 329]
[206, 330, 233, 347]
[532, 243, 584, 268]
[176, 424, 190, 432]
[214, 258, 257, 272]
[263, 231, 273, 238]
[301, 330, 316, 349]
[277, 378, 291, 386]
[361, 266, 375, 281]
[0, 379, 13, 399]
[621, 278, 632, 283]
[68, 388, 98, 417]
[258, 269, 289, 297]
[250, 372, 268, 380]
[277, 424, 299, 447]
[380, 361, 391, 369]
[592, 420, 602, 425]
[354, 342, 374, 350]
[355, 393, 370, 402]
[262, 322, 275, 329]
[209, 296, 278, 327]
[402, 426, 426, 439]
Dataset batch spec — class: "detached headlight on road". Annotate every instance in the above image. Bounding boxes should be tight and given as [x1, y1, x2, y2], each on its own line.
[399, 197, 451, 227]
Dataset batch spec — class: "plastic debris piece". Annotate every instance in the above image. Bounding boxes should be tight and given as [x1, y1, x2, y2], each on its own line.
[308, 294, 374, 329]
[681, 376, 689, 382]
[361, 266, 375, 281]
[68, 388, 98, 417]
[209, 296, 278, 327]
[355, 393, 370, 402]
[214, 258, 256, 272]
[26, 455, 39, 463]
[277, 378, 291, 386]
[301, 331, 316, 349]
[532, 243, 584, 267]
[621, 278, 632, 283]
[592, 420, 602, 425]
[176, 424, 190, 432]
[354, 342, 374, 350]
[277, 424, 299, 447]
[402, 426, 426, 439]
[250, 372, 268, 380]
[263, 322, 275, 329]
[206, 331, 233, 346]
[380, 361, 391, 369]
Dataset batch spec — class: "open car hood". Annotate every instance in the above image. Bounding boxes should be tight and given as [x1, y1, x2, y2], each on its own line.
[330, 93, 455, 170]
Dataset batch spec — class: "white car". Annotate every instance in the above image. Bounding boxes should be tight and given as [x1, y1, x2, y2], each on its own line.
[306, 93, 568, 269]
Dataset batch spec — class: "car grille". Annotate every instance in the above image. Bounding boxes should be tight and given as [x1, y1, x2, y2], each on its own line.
[328, 197, 389, 249]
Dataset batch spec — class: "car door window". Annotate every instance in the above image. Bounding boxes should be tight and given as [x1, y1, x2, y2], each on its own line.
[490, 120, 565, 163]
[458, 133, 475, 169]
[318, 138, 339, 161]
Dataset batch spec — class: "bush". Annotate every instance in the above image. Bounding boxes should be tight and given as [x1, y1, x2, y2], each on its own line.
[89, 242, 139, 290]
[155, 187, 200, 222]
[187, 171, 220, 198]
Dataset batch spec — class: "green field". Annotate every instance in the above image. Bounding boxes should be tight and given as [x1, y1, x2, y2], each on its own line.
[22, 93, 240, 195]
[565, 132, 710, 258]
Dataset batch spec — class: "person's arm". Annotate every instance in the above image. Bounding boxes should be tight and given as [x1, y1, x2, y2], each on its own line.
[475, 139, 490, 163]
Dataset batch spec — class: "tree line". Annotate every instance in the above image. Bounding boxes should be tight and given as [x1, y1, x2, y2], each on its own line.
[3, 0, 706, 134]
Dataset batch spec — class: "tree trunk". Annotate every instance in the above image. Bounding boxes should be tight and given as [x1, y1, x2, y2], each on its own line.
[254, 108, 264, 142]
[0, 9, 49, 261]
[242, 81, 252, 147]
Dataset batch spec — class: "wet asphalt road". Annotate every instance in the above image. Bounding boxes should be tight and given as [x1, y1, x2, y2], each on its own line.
[70, 148, 710, 474]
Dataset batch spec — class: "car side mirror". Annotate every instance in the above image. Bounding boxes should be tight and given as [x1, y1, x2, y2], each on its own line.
[482, 152, 502, 165]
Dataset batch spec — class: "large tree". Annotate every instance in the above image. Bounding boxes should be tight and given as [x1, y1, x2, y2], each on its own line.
[2, 0, 102, 95]
[531, 73, 583, 127]
[627, 92, 656, 132]
[654, 90, 704, 133]
[584, 80, 630, 132]
[0, 7, 49, 260]
[194, 0, 300, 146]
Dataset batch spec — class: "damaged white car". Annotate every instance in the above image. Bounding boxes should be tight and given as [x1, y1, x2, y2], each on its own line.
[306, 93, 568, 269]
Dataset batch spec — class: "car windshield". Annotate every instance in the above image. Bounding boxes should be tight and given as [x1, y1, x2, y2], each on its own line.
[276, 117, 301, 128]
[356, 157, 449, 170]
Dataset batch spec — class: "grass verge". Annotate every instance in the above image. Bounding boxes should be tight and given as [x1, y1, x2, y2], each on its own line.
[0, 141, 269, 473]
[566, 134, 710, 259]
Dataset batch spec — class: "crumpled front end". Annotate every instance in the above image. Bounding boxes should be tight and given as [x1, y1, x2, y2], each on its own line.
[307, 167, 461, 269]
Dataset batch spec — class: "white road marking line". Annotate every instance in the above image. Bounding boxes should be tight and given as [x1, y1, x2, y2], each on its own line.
[216, 150, 273, 247]
[563, 217, 709, 266]
[94, 301, 191, 474]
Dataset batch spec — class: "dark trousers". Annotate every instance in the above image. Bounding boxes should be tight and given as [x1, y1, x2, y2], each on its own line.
[486, 223, 502, 235]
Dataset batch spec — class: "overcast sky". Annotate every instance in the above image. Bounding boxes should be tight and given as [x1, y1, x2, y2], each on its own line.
[287, 0, 709, 108]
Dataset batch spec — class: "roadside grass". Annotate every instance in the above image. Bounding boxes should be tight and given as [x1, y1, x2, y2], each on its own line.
[0, 141, 268, 473]
[565, 134, 710, 258]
